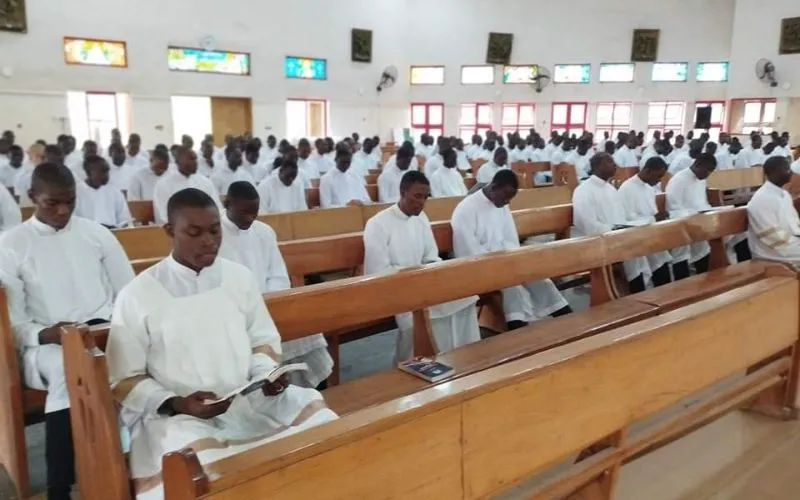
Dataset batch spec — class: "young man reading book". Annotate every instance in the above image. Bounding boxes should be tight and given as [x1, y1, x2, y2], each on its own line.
[105, 187, 337, 499]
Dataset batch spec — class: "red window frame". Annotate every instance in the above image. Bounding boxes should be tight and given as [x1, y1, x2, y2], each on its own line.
[458, 102, 493, 142]
[410, 102, 444, 137]
[693, 100, 726, 142]
[739, 98, 777, 135]
[594, 102, 632, 141]
[550, 102, 587, 136]
[647, 101, 685, 139]
[500, 103, 536, 137]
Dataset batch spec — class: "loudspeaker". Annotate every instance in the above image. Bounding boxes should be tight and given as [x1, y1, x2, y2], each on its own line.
[694, 106, 712, 129]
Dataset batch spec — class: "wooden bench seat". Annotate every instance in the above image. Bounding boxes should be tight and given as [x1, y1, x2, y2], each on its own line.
[152, 276, 799, 499]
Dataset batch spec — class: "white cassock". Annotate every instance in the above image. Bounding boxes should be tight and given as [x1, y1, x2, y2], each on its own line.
[456, 150, 471, 171]
[430, 167, 468, 197]
[152, 170, 221, 224]
[352, 151, 378, 175]
[0, 184, 21, 233]
[241, 160, 268, 184]
[105, 257, 338, 500]
[668, 151, 693, 175]
[75, 182, 132, 228]
[363, 204, 480, 360]
[415, 144, 435, 158]
[565, 151, 590, 180]
[196, 157, 215, 178]
[12, 163, 34, 207]
[476, 161, 509, 184]
[0, 216, 134, 413]
[211, 167, 256, 195]
[715, 151, 734, 170]
[66, 155, 87, 181]
[613, 146, 638, 168]
[791, 159, 800, 175]
[127, 168, 165, 201]
[0, 163, 23, 189]
[385, 155, 419, 172]
[377, 164, 409, 203]
[741, 147, 766, 167]
[424, 154, 443, 177]
[550, 148, 568, 165]
[219, 216, 332, 386]
[509, 148, 529, 163]
[320, 168, 371, 208]
[310, 154, 335, 176]
[618, 175, 673, 273]
[451, 191, 570, 321]
[572, 175, 651, 282]
[260, 146, 279, 166]
[257, 175, 308, 214]
[110, 158, 146, 192]
[298, 158, 321, 181]
[747, 181, 800, 264]
[665, 168, 746, 264]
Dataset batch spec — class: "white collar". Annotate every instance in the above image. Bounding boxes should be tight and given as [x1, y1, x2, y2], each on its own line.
[165, 253, 219, 278]
[29, 215, 72, 235]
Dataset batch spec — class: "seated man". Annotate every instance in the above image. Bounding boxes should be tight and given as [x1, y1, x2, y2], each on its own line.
[429, 148, 468, 197]
[451, 170, 572, 330]
[351, 137, 378, 175]
[106, 188, 337, 499]
[572, 153, 669, 293]
[256, 159, 308, 214]
[364, 171, 479, 360]
[476, 147, 509, 184]
[75, 155, 132, 228]
[320, 144, 371, 208]
[666, 153, 749, 279]
[128, 148, 170, 202]
[108, 142, 145, 192]
[242, 142, 269, 183]
[152, 146, 220, 223]
[747, 156, 800, 263]
[220, 181, 332, 387]
[0, 163, 134, 500]
[618, 157, 674, 287]
[377, 144, 413, 203]
[211, 146, 255, 194]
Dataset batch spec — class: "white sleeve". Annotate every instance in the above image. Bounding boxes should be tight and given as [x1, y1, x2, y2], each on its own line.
[452, 208, 491, 257]
[377, 173, 391, 203]
[0, 187, 21, 232]
[153, 184, 168, 224]
[106, 285, 177, 416]
[363, 218, 405, 274]
[0, 243, 47, 347]
[319, 176, 338, 208]
[97, 226, 135, 296]
[243, 272, 282, 377]
[261, 230, 291, 292]
[126, 175, 143, 201]
[573, 188, 614, 234]
[356, 179, 372, 204]
[429, 174, 443, 198]
[115, 192, 132, 227]
[748, 199, 800, 261]
[295, 183, 308, 211]
[421, 217, 442, 264]
[501, 208, 521, 250]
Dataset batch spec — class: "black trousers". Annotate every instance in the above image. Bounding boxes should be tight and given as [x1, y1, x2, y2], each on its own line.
[629, 264, 673, 293]
[673, 255, 710, 280]
[46, 409, 74, 500]
[734, 240, 752, 262]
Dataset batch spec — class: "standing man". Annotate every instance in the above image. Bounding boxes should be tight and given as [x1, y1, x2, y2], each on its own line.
[0, 163, 134, 500]
[451, 170, 572, 330]
[364, 171, 480, 360]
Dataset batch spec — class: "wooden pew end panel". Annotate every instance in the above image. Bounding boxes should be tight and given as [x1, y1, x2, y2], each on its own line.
[163, 450, 210, 500]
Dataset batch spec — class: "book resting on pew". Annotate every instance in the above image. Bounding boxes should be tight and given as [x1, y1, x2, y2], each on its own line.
[398, 357, 454, 383]
[204, 363, 309, 404]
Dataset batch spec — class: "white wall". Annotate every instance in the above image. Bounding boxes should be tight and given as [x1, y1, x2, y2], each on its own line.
[0, 0, 750, 145]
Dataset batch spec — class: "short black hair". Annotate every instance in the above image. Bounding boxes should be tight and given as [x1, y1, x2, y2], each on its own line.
[244, 142, 259, 155]
[396, 145, 414, 160]
[441, 148, 457, 163]
[108, 142, 125, 154]
[280, 158, 297, 171]
[643, 156, 668, 171]
[83, 154, 108, 171]
[166, 188, 218, 224]
[8, 144, 23, 155]
[589, 152, 613, 172]
[44, 144, 64, 162]
[491, 169, 519, 189]
[695, 152, 718, 168]
[129, 133, 141, 142]
[399, 170, 429, 193]
[493, 146, 507, 158]
[764, 155, 790, 176]
[298, 138, 310, 148]
[31, 162, 75, 193]
[83, 140, 97, 149]
[335, 143, 351, 159]
[151, 149, 169, 162]
[226, 180, 259, 201]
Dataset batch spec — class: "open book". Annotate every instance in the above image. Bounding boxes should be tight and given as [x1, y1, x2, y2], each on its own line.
[204, 363, 308, 404]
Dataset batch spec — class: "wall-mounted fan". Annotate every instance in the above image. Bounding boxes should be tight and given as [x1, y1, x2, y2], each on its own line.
[532, 66, 551, 93]
[376, 66, 398, 92]
[755, 58, 778, 88]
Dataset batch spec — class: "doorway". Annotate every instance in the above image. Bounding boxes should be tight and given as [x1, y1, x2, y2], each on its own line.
[286, 99, 328, 139]
[210, 97, 253, 145]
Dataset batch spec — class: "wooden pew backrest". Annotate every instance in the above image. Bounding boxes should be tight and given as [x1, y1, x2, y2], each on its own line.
[289, 206, 363, 239]
[128, 201, 154, 225]
[256, 213, 293, 241]
[114, 225, 170, 260]
[509, 185, 571, 210]
[707, 167, 764, 190]
[0, 288, 27, 497]
[305, 188, 320, 209]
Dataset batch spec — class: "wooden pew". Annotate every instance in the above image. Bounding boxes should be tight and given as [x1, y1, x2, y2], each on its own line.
[706, 167, 764, 206]
[61, 271, 800, 499]
[365, 184, 378, 202]
[610, 166, 639, 188]
[469, 158, 486, 176]
[305, 187, 320, 208]
[552, 162, 579, 191]
[21, 200, 156, 225]
[511, 161, 550, 189]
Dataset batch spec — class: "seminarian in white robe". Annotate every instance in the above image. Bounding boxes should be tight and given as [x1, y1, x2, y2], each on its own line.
[127, 167, 165, 201]
[219, 216, 332, 386]
[613, 145, 638, 168]
[0, 216, 135, 413]
[564, 150, 591, 181]
[106, 257, 337, 499]
[351, 150, 378, 176]
[320, 167, 371, 208]
[572, 175, 651, 283]
[476, 160, 509, 184]
[423, 154, 443, 178]
[257, 174, 308, 214]
[618, 175, 674, 274]
[75, 181, 132, 228]
[377, 162, 409, 203]
[747, 179, 800, 264]
[211, 166, 256, 195]
[430, 166, 468, 197]
[363, 204, 480, 360]
[152, 170, 220, 224]
[110, 156, 148, 191]
[451, 191, 570, 321]
[0, 183, 21, 233]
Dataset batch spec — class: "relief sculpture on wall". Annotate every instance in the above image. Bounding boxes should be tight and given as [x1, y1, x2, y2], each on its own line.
[0, 0, 27, 33]
[779, 17, 800, 55]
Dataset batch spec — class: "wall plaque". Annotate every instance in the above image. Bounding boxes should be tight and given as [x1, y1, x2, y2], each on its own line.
[0, 0, 27, 33]
[351, 28, 372, 63]
[631, 29, 659, 62]
[779, 17, 800, 55]
[486, 32, 513, 65]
